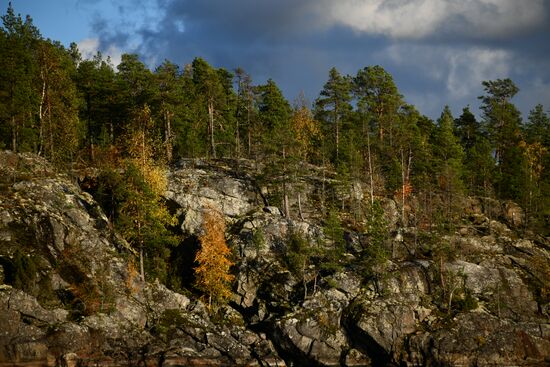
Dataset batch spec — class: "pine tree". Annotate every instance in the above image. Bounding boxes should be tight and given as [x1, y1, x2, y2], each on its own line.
[391, 105, 425, 224]
[191, 57, 230, 159]
[479, 79, 525, 199]
[153, 60, 182, 162]
[234, 67, 258, 158]
[315, 67, 352, 164]
[353, 65, 403, 144]
[116, 54, 154, 136]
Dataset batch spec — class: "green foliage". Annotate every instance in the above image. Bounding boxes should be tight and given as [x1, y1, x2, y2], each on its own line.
[525, 104, 550, 146]
[285, 229, 313, 279]
[360, 201, 390, 283]
[37, 40, 82, 165]
[430, 266, 478, 315]
[191, 57, 237, 158]
[353, 65, 403, 145]
[454, 106, 480, 150]
[432, 106, 465, 217]
[0, 4, 40, 153]
[315, 67, 353, 165]
[256, 79, 296, 216]
[453, 288, 479, 312]
[252, 229, 266, 255]
[1, 7, 550, 305]
[152, 309, 186, 339]
[114, 162, 177, 283]
[479, 78, 525, 200]
[321, 207, 346, 272]
[76, 53, 118, 158]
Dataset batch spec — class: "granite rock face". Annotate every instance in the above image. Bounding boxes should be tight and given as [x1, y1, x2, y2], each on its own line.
[0, 152, 283, 367]
[1, 151, 549, 366]
[165, 159, 259, 236]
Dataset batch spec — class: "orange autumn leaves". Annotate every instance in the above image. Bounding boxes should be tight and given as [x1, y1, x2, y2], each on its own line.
[195, 206, 234, 308]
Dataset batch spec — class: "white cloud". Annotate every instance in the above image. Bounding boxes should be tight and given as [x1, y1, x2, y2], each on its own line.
[77, 38, 123, 67]
[324, 0, 448, 39]
[319, 0, 546, 39]
[78, 38, 100, 60]
[379, 44, 512, 99]
[446, 48, 511, 98]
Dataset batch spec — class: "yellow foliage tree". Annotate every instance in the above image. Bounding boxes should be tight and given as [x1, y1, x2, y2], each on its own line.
[195, 206, 234, 308]
[291, 98, 320, 161]
[289, 97, 320, 218]
[125, 105, 168, 195]
[112, 105, 176, 282]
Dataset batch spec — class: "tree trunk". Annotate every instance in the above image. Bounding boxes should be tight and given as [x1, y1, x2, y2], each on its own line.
[208, 99, 216, 159]
[366, 129, 374, 206]
[138, 220, 145, 282]
[48, 100, 54, 161]
[334, 105, 339, 162]
[140, 245, 145, 282]
[282, 146, 290, 218]
[11, 116, 17, 153]
[298, 192, 304, 220]
[321, 162, 326, 210]
[235, 111, 240, 159]
[401, 149, 406, 224]
[247, 99, 252, 157]
[164, 109, 173, 162]
[38, 75, 46, 156]
[378, 109, 384, 141]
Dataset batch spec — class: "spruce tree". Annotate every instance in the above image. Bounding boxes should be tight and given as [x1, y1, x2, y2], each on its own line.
[0, 3, 41, 152]
[257, 79, 293, 216]
[36, 40, 81, 165]
[433, 106, 465, 217]
[454, 107, 495, 196]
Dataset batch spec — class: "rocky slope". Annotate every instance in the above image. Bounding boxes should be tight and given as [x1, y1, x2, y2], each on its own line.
[1, 151, 549, 366]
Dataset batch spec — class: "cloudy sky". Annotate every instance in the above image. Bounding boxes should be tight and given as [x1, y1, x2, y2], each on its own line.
[8, 0, 550, 119]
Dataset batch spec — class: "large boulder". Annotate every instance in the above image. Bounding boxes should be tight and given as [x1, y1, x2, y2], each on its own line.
[165, 160, 258, 235]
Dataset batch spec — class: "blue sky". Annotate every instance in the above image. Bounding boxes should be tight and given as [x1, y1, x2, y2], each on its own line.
[6, 0, 550, 120]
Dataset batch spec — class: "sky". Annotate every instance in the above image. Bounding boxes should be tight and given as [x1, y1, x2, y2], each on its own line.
[6, 0, 550, 120]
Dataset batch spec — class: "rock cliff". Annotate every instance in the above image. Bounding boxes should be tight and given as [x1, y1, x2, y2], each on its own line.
[1, 151, 549, 366]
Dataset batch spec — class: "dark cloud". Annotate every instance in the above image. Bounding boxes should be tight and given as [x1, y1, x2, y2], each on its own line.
[91, 0, 550, 118]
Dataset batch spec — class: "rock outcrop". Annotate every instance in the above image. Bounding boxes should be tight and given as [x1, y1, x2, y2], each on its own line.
[0, 152, 283, 366]
[1, 151, 549, 366]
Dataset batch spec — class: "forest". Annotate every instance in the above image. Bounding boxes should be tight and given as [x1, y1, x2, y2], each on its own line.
[1, 4, 549, 289]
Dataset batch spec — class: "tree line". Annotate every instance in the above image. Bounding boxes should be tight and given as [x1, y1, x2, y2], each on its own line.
[1, 5, 549, 299]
